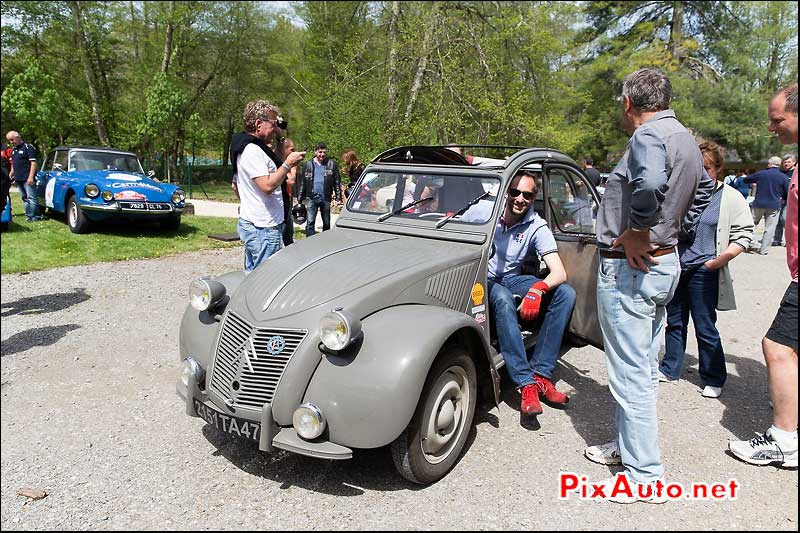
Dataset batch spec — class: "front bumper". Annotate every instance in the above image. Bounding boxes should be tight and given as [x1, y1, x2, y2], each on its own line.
[80, 201, 184, 215]
[176, 368, 352, 460]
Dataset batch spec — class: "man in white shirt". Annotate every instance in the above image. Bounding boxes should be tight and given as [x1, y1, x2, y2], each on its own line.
[230, 100, 305, 272]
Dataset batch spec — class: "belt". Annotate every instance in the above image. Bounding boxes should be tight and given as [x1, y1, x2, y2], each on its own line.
[599, 246, 676, 259]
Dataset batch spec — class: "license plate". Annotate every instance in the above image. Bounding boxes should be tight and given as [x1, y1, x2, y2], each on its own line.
[193, 399, 261, 443]
[147, 203, 169, 211]
[121, 201, 146, 210]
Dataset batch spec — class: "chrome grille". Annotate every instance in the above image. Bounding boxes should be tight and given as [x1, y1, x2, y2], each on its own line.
[209, 310, 307, 411]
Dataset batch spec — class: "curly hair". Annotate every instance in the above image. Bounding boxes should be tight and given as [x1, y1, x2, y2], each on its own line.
[242, 100, 278, 133]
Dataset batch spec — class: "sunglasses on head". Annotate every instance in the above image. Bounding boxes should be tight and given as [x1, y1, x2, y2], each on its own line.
[508, 188, 535, 201]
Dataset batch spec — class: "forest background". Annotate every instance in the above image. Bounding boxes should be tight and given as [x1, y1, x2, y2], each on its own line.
[1, 1, 797, 183]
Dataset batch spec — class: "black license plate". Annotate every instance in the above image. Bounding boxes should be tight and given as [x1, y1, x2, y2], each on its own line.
[120, 201, 147, 210]
[193, 399, 260, 443]
[147, 203, 170, 211]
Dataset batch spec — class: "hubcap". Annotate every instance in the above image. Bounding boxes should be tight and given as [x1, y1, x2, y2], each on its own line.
[69, 202, 77, 226]
[420, 365, 469, 464]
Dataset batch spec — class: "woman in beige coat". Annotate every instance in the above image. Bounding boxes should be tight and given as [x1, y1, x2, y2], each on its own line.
[660, 139, 755, 397]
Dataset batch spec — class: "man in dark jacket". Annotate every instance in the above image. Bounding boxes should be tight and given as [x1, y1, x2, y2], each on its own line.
[297, 142, 341, 236]
[744, 156, 790, 254]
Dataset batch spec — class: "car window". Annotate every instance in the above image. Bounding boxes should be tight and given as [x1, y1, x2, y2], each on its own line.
[547, 168, 597, 235]
[69, 151, 144, 173]
[53, 150, 69, 171]
[348, 171, 498, 224]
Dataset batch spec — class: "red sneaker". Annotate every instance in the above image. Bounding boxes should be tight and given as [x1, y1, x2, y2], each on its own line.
[535, 375, 569, 405]
[520, 383, 543, 415]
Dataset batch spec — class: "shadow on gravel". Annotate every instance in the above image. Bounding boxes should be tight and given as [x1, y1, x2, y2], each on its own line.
[1, 288, 90, 317]
[199, 399, 500, 495]
[0, 324, 81, 356]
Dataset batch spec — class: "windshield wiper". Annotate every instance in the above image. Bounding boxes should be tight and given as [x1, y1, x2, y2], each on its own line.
[435, 191, 491, 228]
[377, 196, 434, 222]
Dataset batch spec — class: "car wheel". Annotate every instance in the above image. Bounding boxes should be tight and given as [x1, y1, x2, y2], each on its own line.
[159, 214, 181, 230]
[391, 344, 477, 484]
[67, 194, 91, 234]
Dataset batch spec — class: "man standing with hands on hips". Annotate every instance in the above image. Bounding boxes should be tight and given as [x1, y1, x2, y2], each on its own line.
[584, 68, 711, 503]
[229, 100, 305, 272]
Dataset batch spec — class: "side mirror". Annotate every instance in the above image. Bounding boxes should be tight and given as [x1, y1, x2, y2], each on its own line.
[53, 163, 64, 171]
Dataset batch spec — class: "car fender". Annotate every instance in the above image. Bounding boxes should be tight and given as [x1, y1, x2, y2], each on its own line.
[302, 304, 495, 449]
[178, 271, 247, 368]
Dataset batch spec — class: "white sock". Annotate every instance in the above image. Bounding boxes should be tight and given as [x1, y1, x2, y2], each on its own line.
[769, 425, 798, 449]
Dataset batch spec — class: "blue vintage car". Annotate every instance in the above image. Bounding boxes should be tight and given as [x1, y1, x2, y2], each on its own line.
[36, 146, 186, 233]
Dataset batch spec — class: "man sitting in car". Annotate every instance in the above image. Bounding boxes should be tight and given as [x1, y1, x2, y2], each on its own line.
[485, 170, 576, 416]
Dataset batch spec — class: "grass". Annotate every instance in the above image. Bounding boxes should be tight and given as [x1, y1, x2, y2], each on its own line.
[0, 194, 245, 274]
[183, 181, 238, 203]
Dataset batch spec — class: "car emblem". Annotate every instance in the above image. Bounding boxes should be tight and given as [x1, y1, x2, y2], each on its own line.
[266, 335, 286, 355]
[232, 335, 258, 373]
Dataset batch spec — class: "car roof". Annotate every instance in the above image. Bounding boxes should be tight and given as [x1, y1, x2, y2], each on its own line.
[371, 145, 580, 169]
[52, 146, 138, 156]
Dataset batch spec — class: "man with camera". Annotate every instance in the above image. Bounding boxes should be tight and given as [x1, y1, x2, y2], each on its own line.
[229, 100, 305, 272]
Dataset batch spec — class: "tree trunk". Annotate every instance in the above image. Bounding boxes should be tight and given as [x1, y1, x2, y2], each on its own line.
[668, 1, 684, 61]
[404, 9, 437, 122]
[67, 1, 110, 146]
[385, 1, 401, 124]
[130, 1, 139, 61]
[162, 1, 176, 75]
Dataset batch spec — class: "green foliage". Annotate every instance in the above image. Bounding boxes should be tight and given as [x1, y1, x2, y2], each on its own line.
[1, 60, 65, 150]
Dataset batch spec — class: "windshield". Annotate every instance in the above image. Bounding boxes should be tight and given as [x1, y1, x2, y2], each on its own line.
[347, 171, 499, 225]
[69, 151, 144, 173]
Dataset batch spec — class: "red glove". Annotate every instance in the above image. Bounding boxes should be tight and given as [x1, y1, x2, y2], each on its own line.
[519, 281, 549, 322]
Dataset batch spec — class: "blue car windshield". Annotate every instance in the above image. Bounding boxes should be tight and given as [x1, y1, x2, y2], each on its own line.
[70, 151, 143, 173]
[347, 171, 499, 225]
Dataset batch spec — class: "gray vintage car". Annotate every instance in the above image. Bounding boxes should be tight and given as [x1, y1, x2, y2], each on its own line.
[177, 146, 604, 484]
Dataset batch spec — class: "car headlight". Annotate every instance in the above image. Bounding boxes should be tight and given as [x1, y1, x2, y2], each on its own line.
[319, 309, 362, 351]
[84, 184, 100, 198]
[180, 357, 205, 388]
[189, 278, 226, 311]
[172, 189, 186, 204]
[101, 190, 113, 201]
[293, 403, 326, 440]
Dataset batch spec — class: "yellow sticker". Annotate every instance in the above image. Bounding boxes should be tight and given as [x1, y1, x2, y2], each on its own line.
[471, 283, 485, 306]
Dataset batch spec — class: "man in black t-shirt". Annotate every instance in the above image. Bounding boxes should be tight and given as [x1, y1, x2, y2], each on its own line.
[5, 131, 40, 221]
[582, 157, 602, 187]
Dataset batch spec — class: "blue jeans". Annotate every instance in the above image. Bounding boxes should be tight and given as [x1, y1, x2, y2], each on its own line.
[15, 180, 40, 220]
[237, 218, 283, 272]
[488, 275, 576, 388]
[662, 266, 726, 387]
[304, 196, 330, 236]
[597, 253, 680, 483]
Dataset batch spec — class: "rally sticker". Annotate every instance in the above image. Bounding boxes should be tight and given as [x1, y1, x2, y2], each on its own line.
[114, 190, 147, 200]
[471, 283, 485, 306]
[45, 178, 56, 208]
[107, 173, 141, 182]
[474, 313, 486, 324]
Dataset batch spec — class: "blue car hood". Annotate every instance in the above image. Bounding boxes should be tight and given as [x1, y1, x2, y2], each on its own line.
[76, 170, 174, 201]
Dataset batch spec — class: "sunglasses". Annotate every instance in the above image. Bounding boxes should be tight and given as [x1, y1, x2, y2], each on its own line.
[508, 188, 535, 201]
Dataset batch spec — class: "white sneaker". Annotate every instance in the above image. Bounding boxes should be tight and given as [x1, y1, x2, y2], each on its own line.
[701, 386, 722, 398]
[658, 371, 678, 384]
[585, 440, 622, 465]
[594, 475, 668, 504]
[729, 430, 798, 468]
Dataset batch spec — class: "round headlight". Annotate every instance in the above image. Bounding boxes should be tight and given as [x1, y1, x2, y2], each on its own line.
[293, 403, 326, 440]
[319, 309, 362, 351]
[84, 184, 100, 198]
[180, 357, 205, 388]
[101, 190, 113, 201]
[189, 278, 226, 311]
[172, 189, 186, 204]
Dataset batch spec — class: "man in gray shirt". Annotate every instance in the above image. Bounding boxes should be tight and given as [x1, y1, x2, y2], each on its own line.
[584, 68, 710, 502]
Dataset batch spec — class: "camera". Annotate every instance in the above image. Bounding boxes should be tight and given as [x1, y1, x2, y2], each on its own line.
[276, 115, 288, 130]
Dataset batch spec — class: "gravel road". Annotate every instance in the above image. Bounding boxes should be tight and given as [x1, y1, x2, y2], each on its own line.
[1, 244, 797, 530]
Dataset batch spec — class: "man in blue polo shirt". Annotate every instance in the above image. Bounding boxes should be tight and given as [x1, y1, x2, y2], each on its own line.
[486, 170, 576, 416]
[5, 130, 40, 221]
[744, 156, 789, 255]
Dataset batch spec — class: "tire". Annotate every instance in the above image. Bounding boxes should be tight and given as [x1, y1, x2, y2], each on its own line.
[391, 344, 477, 484]
[67, 194, 91, 234]
[159, 214, 181, 230]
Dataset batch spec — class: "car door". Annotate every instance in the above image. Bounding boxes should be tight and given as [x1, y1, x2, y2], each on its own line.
[39, 150, 69, 211]
[543, 164, 604, 348]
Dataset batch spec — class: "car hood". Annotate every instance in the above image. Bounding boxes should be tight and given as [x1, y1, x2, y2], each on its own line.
[74, 170, 175, 200]
[236, 228, 481, 321]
